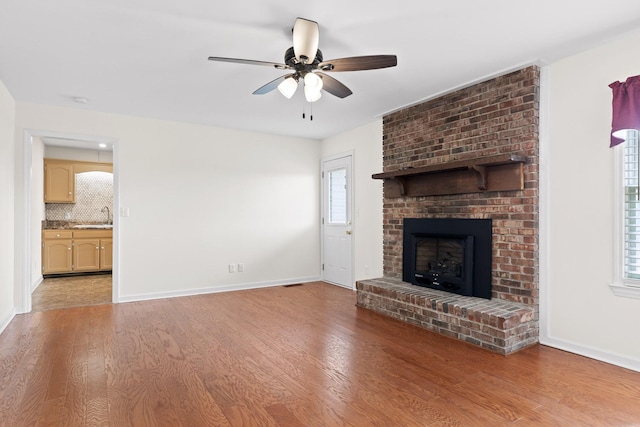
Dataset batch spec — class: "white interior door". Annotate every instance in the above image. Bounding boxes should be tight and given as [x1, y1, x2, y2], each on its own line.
[322, 155, 353, 288]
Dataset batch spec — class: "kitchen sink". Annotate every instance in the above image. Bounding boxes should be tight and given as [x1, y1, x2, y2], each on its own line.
[72, 224, 113, 229]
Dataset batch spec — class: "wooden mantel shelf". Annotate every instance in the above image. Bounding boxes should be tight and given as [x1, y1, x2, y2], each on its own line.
[372, 153, 526, 197]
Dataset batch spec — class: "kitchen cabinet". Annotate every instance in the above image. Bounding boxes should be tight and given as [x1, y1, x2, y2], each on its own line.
[100, 239, 113, 270]
[42, 231, 73, 274]
[42, 229, 113, 275]
[44, 160, 74, 203]
[73, 238, 101, 271]
[43, 158, 113, 204]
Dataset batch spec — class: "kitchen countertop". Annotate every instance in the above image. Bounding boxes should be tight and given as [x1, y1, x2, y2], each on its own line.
[43, 221, 113, 230]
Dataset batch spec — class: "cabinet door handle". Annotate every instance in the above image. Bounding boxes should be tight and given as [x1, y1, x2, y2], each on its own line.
[68, 192, 72, 195]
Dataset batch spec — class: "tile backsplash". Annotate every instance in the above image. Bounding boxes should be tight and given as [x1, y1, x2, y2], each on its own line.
[46, 171, 113, 223]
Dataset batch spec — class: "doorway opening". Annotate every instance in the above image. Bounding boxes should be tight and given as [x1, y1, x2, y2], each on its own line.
[21, 130, 118, 313]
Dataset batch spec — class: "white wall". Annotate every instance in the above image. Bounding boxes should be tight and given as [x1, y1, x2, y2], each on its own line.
[0, 80, 16, 332]
[321, 120, 384, 282]
[14, 103, 321, 304]
[544, 28, 640, 370]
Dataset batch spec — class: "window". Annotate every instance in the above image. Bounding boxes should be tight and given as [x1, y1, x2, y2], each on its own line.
[612, 129, 640, 298]
[624, 131, 640, 279]
[327, 168, 347, 224]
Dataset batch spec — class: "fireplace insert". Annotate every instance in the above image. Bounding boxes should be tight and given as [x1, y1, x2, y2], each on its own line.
[403, 218, 492, 299]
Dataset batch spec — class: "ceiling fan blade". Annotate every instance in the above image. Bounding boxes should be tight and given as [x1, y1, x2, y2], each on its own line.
[319, 55, 397, 72]
[208, 56, 289, 70]
[253, 74, 294, 95]
[316, 72, 352, 98]
[292, 18, 319, 64]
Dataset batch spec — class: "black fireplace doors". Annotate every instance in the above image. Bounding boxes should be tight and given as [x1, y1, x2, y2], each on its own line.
[403, 218, 492, 299]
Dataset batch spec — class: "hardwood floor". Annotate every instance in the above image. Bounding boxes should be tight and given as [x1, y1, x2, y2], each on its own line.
[2, 281, 640, 426]
[31, 274, 112, 311]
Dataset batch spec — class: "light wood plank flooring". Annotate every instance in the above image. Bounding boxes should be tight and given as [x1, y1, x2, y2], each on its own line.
[2, 281, 640, 426]
[31, 274, 112, 311]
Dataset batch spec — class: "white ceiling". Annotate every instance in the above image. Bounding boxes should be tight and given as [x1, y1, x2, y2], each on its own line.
[2, 1, 640, 140]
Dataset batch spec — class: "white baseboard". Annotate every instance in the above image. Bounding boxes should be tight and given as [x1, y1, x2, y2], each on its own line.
[116, 276, 323, 304]
[0, 308, 17, 336]
[540, 335, 640, 373]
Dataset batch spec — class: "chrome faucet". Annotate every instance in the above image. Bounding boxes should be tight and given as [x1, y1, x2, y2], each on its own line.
[101, 206, 111, 224]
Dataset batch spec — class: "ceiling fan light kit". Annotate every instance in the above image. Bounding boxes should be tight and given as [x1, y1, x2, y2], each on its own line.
[277, 76, 299, 99]
[208, 17, 397, 105]
[304, 83, 322, 102]
[303, 72, 323, 102]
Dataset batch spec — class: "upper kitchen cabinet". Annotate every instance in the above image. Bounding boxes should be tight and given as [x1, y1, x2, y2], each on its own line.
[43, 159, 113, 203]
[44, 159, 74, 203]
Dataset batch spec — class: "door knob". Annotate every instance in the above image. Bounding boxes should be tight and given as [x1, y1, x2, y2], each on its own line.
[346, 230, 352, 235]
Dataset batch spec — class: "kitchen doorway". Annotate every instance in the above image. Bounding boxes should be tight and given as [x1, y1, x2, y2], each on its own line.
[21, 130, 118, 313]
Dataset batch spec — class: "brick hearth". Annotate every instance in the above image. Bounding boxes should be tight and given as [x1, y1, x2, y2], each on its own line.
[356, 278, 537, 354]
[357, 66, 540, 354]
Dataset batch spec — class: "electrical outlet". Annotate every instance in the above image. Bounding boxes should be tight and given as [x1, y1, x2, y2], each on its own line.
[238, 263, 244, 272]
[228, 264, 235, 273]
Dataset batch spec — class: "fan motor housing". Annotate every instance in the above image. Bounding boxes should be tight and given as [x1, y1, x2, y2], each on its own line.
[285, 47, 323, 68]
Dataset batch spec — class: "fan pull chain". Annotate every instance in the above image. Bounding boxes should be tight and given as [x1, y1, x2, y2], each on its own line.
[301, 103, 315, 121]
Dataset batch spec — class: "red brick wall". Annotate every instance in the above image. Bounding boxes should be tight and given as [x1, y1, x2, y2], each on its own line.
[382, 66, 539, 305]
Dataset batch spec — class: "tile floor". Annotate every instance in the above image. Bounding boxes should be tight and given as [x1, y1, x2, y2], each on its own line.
[31, 274, 112, 311]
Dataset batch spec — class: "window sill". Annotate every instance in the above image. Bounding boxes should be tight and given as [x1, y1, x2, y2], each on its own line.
[609, 283, 640, 299]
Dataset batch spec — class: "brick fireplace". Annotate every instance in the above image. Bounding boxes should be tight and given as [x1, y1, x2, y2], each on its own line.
[356, 66, 539, 354]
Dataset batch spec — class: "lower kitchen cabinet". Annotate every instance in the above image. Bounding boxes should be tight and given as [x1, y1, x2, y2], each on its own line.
[42, 231, 73, 274]
[73, 238, 101, 271]
[42, 229, 113, 275]
[100, 239, 113, 270]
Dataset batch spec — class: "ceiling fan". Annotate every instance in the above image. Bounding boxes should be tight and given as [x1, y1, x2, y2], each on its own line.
[208, 17, 397, 103]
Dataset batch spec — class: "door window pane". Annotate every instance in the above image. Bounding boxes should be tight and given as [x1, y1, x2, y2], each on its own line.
[328, 168, 347, 224]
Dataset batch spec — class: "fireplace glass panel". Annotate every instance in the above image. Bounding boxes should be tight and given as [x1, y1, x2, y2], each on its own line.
[410, 234, 474, 293]
[416, 237, 465, 279]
